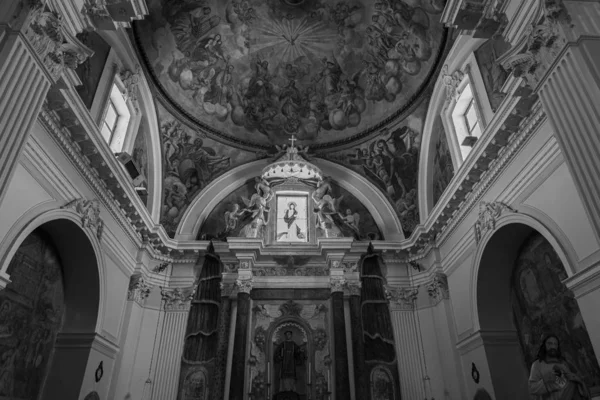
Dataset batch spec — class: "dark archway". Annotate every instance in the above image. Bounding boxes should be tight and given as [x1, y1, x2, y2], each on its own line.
[510, 232, 600, 390]
[477, 223, 600, 399]
[0, 218, 101, 399]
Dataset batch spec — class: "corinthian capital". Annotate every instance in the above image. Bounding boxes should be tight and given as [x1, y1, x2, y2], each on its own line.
[235, 278, 253, 294]
[160, 286, 195, 311]
[127, 273, 152, 304]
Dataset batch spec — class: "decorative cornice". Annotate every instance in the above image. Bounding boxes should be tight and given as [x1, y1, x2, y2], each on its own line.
[473, 201, 517, 244]
[127, 273, 152, 304]
[426, 273, 450, 303]
[253, 266, 329, 277]
[160, 286, 195, 311]
[385, 285, 419, 310]
[235, 278, 253, 294]
[61, 198, 104, 241]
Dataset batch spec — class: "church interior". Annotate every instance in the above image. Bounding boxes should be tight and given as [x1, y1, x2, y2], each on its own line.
[1, 0, 600, 399]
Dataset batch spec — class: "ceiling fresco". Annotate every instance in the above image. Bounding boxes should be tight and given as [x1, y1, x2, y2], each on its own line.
[158, 102, 259, 236]
[318, 98, 427, 237]
[134, 0, 448, 149]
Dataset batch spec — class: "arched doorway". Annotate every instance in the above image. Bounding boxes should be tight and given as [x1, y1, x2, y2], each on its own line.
[476, 223, 600, 399]
[0, 218, 101, 399]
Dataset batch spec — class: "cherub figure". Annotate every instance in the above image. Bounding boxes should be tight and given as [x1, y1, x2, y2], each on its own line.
[339, 208, 360, 235]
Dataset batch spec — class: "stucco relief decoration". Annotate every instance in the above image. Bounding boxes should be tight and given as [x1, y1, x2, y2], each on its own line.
[224, 262, 239, 273]
[385, 284, 419, 309]
[473, 201, 516, 244]
[253, 266, 329, 276]
[441, 64, 464, 101]
[235, 277, 254, 294]
[240, 260, 251, 269]
[426, 272, 449, 302]
[25, 7, 93, 81]
[119, 67, 141, 105]
[343, 261, 358, 273]
[160, 286, 195, 310]
[503, 0, 571, 90]
[61, 198, 105, 241]
[133, 0, 446, 147]
[127, 273, 153, 304]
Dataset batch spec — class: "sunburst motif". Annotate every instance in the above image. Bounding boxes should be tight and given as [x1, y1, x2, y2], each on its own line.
[251, 17, 339, 62]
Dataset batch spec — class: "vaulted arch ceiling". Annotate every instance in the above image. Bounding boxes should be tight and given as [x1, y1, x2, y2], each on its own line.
[131, 0, 452, 238]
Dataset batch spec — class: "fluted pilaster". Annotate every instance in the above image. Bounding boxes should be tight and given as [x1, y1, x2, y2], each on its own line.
[151, 286, 194, 400]
[391, 310, 427, 400]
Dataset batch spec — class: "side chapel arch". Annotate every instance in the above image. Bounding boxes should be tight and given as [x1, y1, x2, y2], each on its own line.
[470, 211, 595, 399]
[0, 208, 104, 399]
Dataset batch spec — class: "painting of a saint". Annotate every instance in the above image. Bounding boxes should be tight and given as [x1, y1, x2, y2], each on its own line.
[276, 196, 308, 243]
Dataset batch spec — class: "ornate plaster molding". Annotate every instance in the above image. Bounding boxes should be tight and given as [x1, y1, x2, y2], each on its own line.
[473, 201, 517, 244]
[329, 276, 347, 293]
[441, 64, 465, 101]
[223, 262, 239, 273]
[127, 273, 152, 304]
[119, 67, 141, 109]
[235, 278, 253, 294]
[25, 7, 93, 82]
[61, 198, 105, 241]
[426, 273, 450, 303]
[240, 260, 252, 270]
[160, 286, 195, 311]
[385, 285, 419, 310]
[502, 1, 570, 91]
[342, 261, 358, 273]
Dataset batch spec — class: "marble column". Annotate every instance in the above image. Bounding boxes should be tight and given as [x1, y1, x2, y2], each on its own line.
[151, 286, 195, 400]
[330, 278, 350, 399]
[212, 282, 234, 400]
[343, 280, 361, 400]
[229, 278, 253, 400]
[348, 293, 367, 399]
[0, 0, 89, 205]
[111, 274, 152, 400]
[532, 2, 600, 239]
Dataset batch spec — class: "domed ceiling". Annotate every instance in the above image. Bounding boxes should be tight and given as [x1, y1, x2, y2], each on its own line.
[133, 0, 448, 149]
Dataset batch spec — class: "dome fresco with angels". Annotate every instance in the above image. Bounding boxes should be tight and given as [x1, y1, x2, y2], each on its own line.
[133, 0, 448, 148]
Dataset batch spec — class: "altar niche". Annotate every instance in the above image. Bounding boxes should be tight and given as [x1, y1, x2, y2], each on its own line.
[249, 300, 331, 400]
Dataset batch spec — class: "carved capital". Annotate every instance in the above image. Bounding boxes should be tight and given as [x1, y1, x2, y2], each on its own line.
[235, 278, 253, 294]
[329, 277, 346, 293]
[127, 273, 152, 304]
[343, 280, 362, 296]
[342, 261, 358, 273]
[385, 285, 419, 310]
[224, 262, 239, 273]
[160, 286, 195, 311]
[61, 198, 104, 241]
[220, 282, 236, 297]
[24, 8, 93, 82]
[473, 201, 516, 244]
[426, 273, 450, 303]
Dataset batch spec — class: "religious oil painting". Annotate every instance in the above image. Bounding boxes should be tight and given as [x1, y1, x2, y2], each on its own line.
[276, 194, 308, 243]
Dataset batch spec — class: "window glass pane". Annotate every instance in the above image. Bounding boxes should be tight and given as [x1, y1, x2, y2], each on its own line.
[465, 101, 478, 133]
[471, 121, 482, 138]
[101, 122, 112, 142]
[105, 101, 118, 129]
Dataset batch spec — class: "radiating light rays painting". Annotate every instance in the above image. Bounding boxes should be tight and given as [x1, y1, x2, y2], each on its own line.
[252, 17, 338, 62]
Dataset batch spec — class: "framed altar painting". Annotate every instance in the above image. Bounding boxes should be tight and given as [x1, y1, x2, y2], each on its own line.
[276, 194, 308, 243]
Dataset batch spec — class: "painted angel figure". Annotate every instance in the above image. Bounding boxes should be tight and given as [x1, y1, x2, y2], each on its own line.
[339, 208, 360, 236]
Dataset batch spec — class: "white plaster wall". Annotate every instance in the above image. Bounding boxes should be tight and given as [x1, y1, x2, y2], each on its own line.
[0, 163, 53, 245]
[447, 254, 475, 338]
[128, 304, 162, 400]
[522, 162, 598, 265]
[417, 306, 449, 400]
[101, 254, 129, 342]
